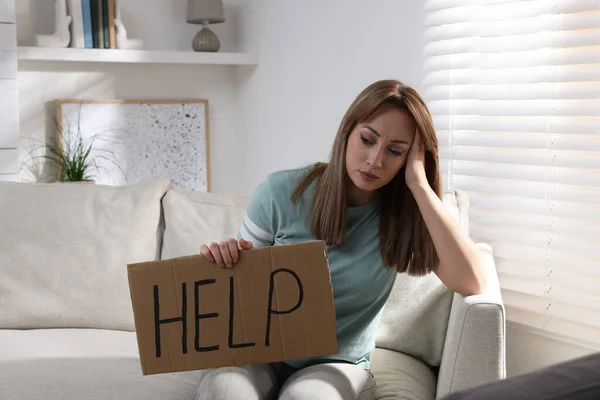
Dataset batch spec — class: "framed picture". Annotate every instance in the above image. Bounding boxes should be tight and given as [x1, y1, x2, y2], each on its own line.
[54, 99, 210, 191]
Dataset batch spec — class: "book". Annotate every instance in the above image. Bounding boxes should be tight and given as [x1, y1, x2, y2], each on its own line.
[96, 0, 104, 48]
[81, 0, 93, 48]
[108, 0, 116, 49]
[101, 0, 110, 48]
[90, 0, 99, 48]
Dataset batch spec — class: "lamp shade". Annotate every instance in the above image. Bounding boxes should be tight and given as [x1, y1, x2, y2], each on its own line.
[187, 0, 225, 24]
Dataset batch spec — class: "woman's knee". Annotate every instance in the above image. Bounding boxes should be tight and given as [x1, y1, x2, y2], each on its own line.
[196, 365, 278, 400]
[278, 363, 376, 400]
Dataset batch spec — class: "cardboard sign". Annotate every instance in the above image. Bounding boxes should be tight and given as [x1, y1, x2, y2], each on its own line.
[127, 241, 338, 375]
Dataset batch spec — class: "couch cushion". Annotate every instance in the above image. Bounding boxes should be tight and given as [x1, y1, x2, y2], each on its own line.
[375, 191, 469, 367]
[0, 329, 203, 400]
[371, 348, 437, 400]
[0, 328, 140, 361]
[160, 188, 250, 260]
[376, 272, 454, 367]
[0, 179, 170, 331]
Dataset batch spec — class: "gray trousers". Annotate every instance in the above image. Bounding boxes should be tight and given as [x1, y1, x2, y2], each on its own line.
[195, 362, 376, 400]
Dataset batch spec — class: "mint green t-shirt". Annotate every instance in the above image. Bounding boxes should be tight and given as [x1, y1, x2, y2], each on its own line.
[238, 166, 396, 369]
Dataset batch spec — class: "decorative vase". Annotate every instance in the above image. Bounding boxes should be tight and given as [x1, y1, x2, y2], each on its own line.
[191, 25, 220, 52]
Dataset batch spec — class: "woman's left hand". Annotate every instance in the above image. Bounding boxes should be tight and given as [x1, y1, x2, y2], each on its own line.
[405, 132, 429, 191]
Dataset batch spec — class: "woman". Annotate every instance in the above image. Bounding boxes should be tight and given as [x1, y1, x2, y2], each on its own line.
[198, 80, 486, 400]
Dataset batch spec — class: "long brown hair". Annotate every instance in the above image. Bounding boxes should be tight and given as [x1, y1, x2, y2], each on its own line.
[292, 80, 442, 276]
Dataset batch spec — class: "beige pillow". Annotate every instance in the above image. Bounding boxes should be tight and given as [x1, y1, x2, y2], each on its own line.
[0, 178, 170, 331]
[160, 188, 250, 260]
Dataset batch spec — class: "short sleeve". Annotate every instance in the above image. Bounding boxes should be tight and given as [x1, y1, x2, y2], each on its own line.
[237, 176, 277, 248]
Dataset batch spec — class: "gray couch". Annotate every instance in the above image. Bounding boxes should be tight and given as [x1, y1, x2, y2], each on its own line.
[0, 179, 505, 399]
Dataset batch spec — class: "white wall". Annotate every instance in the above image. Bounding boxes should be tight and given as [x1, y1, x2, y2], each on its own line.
[236, 0, 426, 195]
[16, 0, 250, 195]
[506, 323, 596, 377]
[0, 0, 19, 181]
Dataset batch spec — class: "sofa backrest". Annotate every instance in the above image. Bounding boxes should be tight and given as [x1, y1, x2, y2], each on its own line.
[0, 178, 170, 331]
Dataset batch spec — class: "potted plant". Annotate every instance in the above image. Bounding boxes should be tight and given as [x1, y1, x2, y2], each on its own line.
[51, 121, 100, 183]
[22, 103, 124, 184]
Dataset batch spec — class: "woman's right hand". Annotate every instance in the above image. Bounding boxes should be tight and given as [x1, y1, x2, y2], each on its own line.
[199, 238, 254, 268]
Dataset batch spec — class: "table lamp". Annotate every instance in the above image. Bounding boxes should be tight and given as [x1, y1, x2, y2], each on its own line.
[187, 0, 225, 52]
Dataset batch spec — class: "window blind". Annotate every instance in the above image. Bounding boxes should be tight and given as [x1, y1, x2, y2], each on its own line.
[422, 0, 600, 348]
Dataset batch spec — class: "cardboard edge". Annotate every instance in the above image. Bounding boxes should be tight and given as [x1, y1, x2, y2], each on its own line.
[128, 240, 328, 269]
[126, 266, 149, 375]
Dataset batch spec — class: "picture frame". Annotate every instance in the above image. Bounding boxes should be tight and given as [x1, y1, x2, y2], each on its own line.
[54, 98, 210, 191]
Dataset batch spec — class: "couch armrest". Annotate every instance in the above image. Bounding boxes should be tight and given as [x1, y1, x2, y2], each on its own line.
[436, 243, 506, 400]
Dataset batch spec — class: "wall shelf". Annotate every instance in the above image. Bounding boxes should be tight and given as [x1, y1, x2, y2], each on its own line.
[17, 46, 257, 66]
